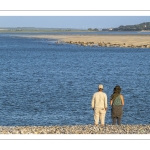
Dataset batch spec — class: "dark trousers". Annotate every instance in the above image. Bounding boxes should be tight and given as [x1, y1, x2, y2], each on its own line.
[112, 117, 121, 125]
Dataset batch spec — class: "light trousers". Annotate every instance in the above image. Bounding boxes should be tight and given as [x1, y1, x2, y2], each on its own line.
[94, 108, 106, 125]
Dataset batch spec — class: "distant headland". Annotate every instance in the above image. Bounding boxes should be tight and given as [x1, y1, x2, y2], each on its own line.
[89, 22, 150, 32]
[0, 22, 150, 32]
[1, 22, 150, 49]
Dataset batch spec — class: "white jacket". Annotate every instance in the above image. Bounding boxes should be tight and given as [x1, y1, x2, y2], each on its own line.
[91, 91, 107, 109]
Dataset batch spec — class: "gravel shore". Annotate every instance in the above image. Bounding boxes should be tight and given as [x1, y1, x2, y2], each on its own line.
[0, 125, 150, 134]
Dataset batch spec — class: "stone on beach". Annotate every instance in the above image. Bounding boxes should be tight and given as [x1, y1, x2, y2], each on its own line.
[65, 39, 150, 49]
[0, 125, 150, 134]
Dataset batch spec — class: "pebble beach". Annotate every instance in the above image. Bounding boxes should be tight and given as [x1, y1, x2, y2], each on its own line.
[0, 125, 150, 134]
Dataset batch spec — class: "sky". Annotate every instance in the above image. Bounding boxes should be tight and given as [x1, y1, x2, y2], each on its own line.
[0, 16, 150, 29]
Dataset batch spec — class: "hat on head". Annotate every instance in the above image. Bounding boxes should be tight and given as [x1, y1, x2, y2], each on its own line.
[98, 84, 103, 89]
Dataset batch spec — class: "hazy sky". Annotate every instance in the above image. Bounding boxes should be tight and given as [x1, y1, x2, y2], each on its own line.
[0, 16, 150, 29]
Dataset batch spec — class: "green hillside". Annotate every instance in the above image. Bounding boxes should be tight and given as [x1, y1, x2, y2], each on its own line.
[112, 22, 150, 31]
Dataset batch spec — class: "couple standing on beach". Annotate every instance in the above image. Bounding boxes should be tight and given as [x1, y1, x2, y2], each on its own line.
[91, 84, 124, 126]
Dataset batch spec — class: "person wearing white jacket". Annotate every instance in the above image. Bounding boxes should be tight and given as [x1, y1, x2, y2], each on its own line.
[91, 84, 107, 126]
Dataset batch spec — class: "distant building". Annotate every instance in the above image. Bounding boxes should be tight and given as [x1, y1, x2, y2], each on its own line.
[102, 28, 113, 31]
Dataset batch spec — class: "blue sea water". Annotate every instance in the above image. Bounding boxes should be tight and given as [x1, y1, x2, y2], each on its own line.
[0, 33, 150, 126]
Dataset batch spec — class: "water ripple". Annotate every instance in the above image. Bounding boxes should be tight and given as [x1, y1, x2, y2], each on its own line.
[0, 35, 150, 125]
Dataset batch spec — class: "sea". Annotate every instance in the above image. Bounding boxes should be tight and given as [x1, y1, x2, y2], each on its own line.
[0, 31, 150, 126]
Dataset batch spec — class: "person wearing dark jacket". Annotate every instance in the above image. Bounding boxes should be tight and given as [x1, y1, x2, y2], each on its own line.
[110, 85, 124, 125]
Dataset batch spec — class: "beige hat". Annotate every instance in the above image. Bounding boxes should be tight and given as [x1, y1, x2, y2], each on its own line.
[98, 84, 103, 89]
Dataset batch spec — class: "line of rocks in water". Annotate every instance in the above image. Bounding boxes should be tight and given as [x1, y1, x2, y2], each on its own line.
[0, 125, 150, 134]
[63, 41, 150, 48]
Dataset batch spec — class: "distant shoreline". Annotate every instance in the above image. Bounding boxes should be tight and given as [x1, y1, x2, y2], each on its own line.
[140, 30, 150, 32]
[19, 34, 150, 48]
[0, 29, 91, 33]
[0, 29, 150, 33]
[1, 31, 150, 48]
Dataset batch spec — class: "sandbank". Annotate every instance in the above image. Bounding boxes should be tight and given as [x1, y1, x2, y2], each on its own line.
[22, 34, 150, 48]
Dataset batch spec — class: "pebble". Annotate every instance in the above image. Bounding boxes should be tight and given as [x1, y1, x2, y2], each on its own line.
[0, 125, 150, 134]
[66, 41, 150, 48]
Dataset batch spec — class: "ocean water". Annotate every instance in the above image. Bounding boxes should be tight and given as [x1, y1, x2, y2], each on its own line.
[0, 33, 150, 126]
